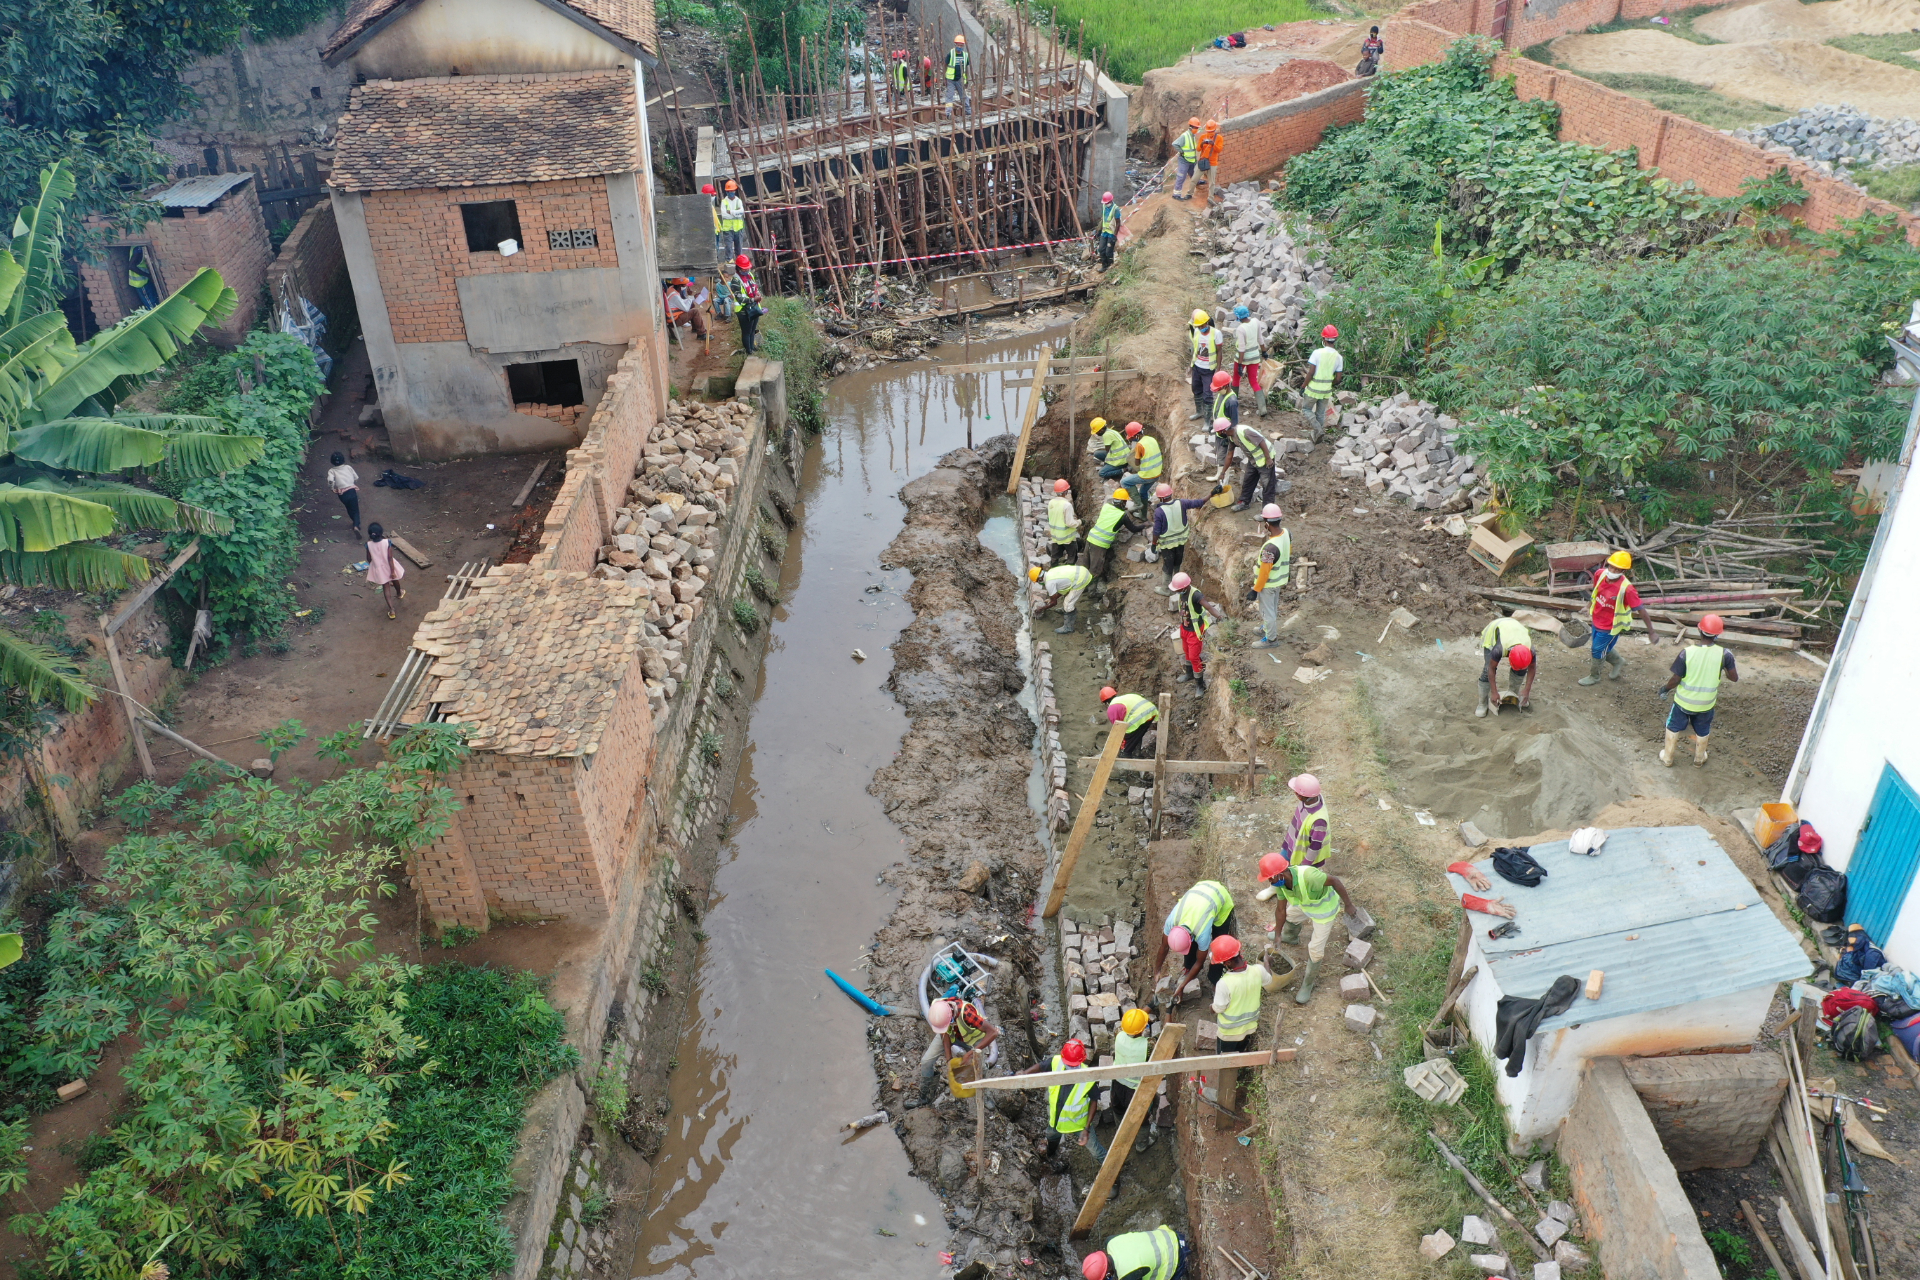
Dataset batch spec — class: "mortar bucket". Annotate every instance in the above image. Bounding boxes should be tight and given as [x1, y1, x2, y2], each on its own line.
[1263, 951, 1299, 990]
[1755, 802, 1798, 851]
[1558, 616, 1591, 648]
[946, 1059, 978, 1099]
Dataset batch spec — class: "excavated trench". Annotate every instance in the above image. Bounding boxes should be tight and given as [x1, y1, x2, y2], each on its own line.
[630, 325, 1193, 1279]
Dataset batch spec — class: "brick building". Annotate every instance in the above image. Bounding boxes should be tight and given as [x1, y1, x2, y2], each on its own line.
[79, 172, 273, 346]
[322, 0, 669, 460]
[403, 565, 656, 927]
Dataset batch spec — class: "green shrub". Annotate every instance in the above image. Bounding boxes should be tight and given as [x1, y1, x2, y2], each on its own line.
[730, 598, 760, 633]
[591, 1042, 631, 1124]
[1862, 164, 1920, 210]
[755, 297, 827, 434]
[744, 562, 780, 603]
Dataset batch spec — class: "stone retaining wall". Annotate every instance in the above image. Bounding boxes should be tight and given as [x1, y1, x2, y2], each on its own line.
[1014, 477, 1072, 833]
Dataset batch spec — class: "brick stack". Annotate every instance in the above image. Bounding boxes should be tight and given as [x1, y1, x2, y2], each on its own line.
[1326, 392, 1486, 510]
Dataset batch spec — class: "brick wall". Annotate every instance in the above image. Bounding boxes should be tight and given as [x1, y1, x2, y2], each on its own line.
[265, 198, 351, 329]
[530, 341, 663, 575]
[360, 178, 620, 344]
[1623, 1052, 1788, 1171]
[1217, 80, 1369, 184]
[1562, 1058, 1724, 1279]
[80, 181, 274, 345]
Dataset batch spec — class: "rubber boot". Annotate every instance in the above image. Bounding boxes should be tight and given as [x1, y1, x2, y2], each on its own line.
[1577, 659, 1604, 687]
[1176, 669, 1193, 683]
[1254, 386, 1269, 417]
[1475, 686, 1490, 718]
[1694, 734, 1710, 767]
[1604, 649, 1624, 680]
[1194, 673, 1207, 696]
[1294, 961, 1319, 1004]
[1253, 636, 1279, 649]
[1279, 921, 1302, 945]
[1659, 729, 1679, 767]
[1055, 611, 1076, 635]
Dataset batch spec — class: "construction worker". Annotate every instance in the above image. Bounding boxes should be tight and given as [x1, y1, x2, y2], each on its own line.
[1047, 478, 1083, 563]
[1303, 324, 1342, 435]
[721, 255, 763, 355]
[1153, 878, 1237, 1002]
[662, 277, 709, 348]
[1084, 489, 1137, 581]
[1210, 935, 1285, 1050]
[127, 245, 160, 309]
[1660, 614, 1737, 767]
[1278, 773, 1330, 868]
[1582, 549, 1658, 685]
[1017, 1037, 1103, 1166]
[890, 49, 912, 105]
[944, 34, 970, 116]
[1256, 853, 1354, 1003]
[1097, 191, 1121, 269]
[1123, 422, 1162, 509]
[1478, 613, 1535, 717]
[905, 995, 1000, 1109]
[1031, 562, 1095, 634]
[1248, 503, 1290, 648]
[1080, 1225, 1189, 1280]
[1171, 572, 1225, 693]
[718, 180, 747, 262]
[1194, 119, 1223, 207]
[701, 183, 723, 262]
[1091, 416, 1130, 482]
[1107, 1007, 1152, 1138]
[1215, 418, 1276, 513]
[1207, 370, 1240, 433]
[1172, 118, 1201, 200]
[1230, 305, 1266, 416]
[1187, 310, 1222, 421]
[1150, 483, 1210, 591]
[1100, 687, 1158, 758]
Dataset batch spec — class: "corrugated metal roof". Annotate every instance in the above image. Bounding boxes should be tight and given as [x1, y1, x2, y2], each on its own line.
[1447, 826, 1810, 1032]
[155, 172, 254, 208]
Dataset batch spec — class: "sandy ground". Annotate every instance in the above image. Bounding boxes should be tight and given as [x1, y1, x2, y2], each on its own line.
[1133, 20, 1361, 136]
[1550, 29, 1920, 120]
[1694, 0, 1920, 43]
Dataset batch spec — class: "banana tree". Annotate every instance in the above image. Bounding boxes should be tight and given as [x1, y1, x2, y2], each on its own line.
[0, 160, 267, 709]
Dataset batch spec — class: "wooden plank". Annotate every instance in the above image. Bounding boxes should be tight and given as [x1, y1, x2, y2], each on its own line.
[1071, 1023, 1184, 1238]
[1149, 687, 1170, 840]
[389, 534, 434, 569]
[98, 620, 154, 780]
[1002, 370, 1146, 389]
[105, 538, 200, 635]
[1777, 1196, 1825, 1280]
[1743, 1198, 1806, 1280]
[971, 1047, 1288, 1092]
[1005, 356, 1049, 496]
[511, 459, 551, 508]
[1078, 757, 1271, 774]
[1045, 720, 1126, 917]
[934, 356, 1110, 374]
[138, 718, 245, 773]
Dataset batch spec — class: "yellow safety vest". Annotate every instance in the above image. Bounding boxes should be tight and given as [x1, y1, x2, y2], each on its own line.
[892, 60, 909, 91]
[1261, 530, 1291, 589]
[127, 254, 150, 289]
[1212, 387, 1237, 425]
[1100, 431, 1131, 469]
[1086, 502, 1127, 550]
[1113, 1030, 1150, 1089]
[710, 199, 721, 233]
[1101, 203, 1120, 235]
[1042, 563, 1092, 596]
[945, 999, 990, 1047]
[1181, 588, 1209, 635]
[1174, 880, 1234, 933]
[1306, 345, 1339, 397]
[1047, 495, 1079, 545]
[1279, 865, 1341, 922]
[1156, 500, 1189, 550]
[1135, 435, 1163, 479]
[1190, 326, 1219, 370]
[1232, 423, 1270, 467]
[1105, 1227, 1181, 1280]
[1591, 573, 1636, 636]
[719, 195, 745, 232]
[1048, 1054, 1094, 1133]
[1285, 800, 1328, 866]
[1215, 966, 1264, 1040]
[1673, 643, 1727, 714]
[946, 47, 969, 80]
[1110, 693, 1157, 733]
[1177, 130, 1199, 163]
[1480, 616, 1530, 655]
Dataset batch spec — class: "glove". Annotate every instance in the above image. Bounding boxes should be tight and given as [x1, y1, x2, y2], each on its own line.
[1246, 589, 1258, 602]
[1210, 484, 1224, 497]
[1447, 861, 1492, 891]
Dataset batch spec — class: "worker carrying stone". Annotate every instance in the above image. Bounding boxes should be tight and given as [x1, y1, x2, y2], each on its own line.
[1030, 562, 1095, 634]
[1255, 853, 1355, 1003]
[1247, 503, 1290, 649]
[1170, 572, 1225, 695]
[1091, 416, 1131, 483]
[1187, 310, 1223, 421]
[1100, 687, 1158, 757]
[1153, 878, 1237, 1003]
[1106, 1007, 1153, 1147]
[1150, 483, 1214, 592]
[1230, 305, 1267, 416]
[1477, 613, 1536, 717]
[1582, 549, 1659, 685]
[1303, 325, 1343, 435]
[1172, 117, 1202, 200]
[904, 995, 1000, 1110]
[1085, 489, 1140, 581]
[1194, 119, 1223, 208]
[1047, 478, 1083, 563]
[1214, 418, 1277, 513]
[1122, 422, 1162, 509]
[1017, 1037, 1104, 1167]
[1660, 613, 1737, 767]
[1080, 1225, 1190, 1280]
[1097, 191, 1121, 269]
[1276, 772, 1330, 869]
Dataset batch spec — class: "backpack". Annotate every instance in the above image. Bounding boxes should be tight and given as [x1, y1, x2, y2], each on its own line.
[1765, 821, 1822, 889]
[1492, 847, 1547, 888]
[1830, 1005, 1881, 1061]
[1835, 930, 1888, 986]
[1796, 867, 1848, 924]
[1894, 1011, 1920, 1062]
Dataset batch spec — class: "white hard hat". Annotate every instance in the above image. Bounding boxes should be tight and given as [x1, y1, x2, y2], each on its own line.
[1261, 504, 1284, 521]
[1170, 572, 1191, 590]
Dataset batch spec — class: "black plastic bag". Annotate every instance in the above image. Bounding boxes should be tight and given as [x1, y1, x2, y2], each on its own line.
[1492, 846, 1547, 888]
[1797, 867, 1847, 923]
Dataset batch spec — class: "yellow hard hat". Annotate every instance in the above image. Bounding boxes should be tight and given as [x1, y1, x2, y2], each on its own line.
[1111, 489, 1130, 502]
[1088, 416, 1107, 434]
[1121, 1008, 1148, 1036]
[1191, 309, 1209, 326]
[1607, 550, 1632, 570]
[1028, 566, 1043, 582]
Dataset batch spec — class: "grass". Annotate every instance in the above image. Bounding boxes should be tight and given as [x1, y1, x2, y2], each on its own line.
[1579, 72, 1789, 130]
[1861, 164, 1920, 209]
[1826, 32, 1920, 74]
[1574, 3, 1727, 46]
[754, 296, 826, 433]
[1018, 0, 1316, 83]
[591, 1042, 632, 1124]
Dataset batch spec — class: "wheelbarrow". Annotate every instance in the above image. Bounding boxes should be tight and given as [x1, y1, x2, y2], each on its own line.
[1543, 540, 1610, 596]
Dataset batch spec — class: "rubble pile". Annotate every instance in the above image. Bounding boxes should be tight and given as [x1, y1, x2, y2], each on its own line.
[1327, 392, 1487, 510]
[594, 398, 755, 709]
[1733, 104, 1920, 176]
[1207, 182, 1334, 353]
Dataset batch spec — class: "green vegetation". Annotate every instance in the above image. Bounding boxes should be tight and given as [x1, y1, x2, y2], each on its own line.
[1020, 0, 1315, 84]
[730, 597, 761, 633]
[591, 1042, 632, 1124]
[1861, 164, 1920, 209]
[1826, 32, 1920, 74]
[725, 0, 865, 97]
[755, 297, 827, 434]
[1574, 72, 1788, 130]
[1572, 3, 1726, 46]
[744, 561, 780, 603]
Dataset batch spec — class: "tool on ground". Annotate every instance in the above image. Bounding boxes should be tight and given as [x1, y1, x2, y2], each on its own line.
[842, 1111, 889, 1132]
[1488, 921, 1521, 940]
[1430, 1131, 1551, 1262]
[1809, 1088, 1889, 1115]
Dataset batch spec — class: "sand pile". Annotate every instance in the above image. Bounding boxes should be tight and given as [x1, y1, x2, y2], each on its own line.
[1693, 0, 1920, 43]
[1133, 21, 1356, 135]
[1549, 32, 1920, 118]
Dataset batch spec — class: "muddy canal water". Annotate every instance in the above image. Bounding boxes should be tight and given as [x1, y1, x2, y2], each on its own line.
[632, 326, 1070, 1278]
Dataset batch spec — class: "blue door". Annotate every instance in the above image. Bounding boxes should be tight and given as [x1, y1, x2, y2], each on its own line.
[1850, 765, 1920, 946]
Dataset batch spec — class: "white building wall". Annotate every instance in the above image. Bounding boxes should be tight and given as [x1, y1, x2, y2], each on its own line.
[347, 0, 633, 78]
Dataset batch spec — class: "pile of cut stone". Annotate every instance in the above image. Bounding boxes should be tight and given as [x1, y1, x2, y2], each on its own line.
[1733, 104, 1920, 175]
[1327, 392, 1486, 510]
[1207, 181, 1334, 353]
[594, 398, 755, 708]
[1062, 915, 1141, 1059]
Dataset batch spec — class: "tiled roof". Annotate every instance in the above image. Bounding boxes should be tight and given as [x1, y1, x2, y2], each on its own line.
[328, 71, 640, 191]
[406, 566, 649, 757]
[323, 0, 654, 61]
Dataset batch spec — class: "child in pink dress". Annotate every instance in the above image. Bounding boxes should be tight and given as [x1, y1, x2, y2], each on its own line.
[365, 522, 407, 619]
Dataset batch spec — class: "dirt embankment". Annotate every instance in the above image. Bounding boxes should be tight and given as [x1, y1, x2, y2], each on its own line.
[1133, 21, 1360, 136]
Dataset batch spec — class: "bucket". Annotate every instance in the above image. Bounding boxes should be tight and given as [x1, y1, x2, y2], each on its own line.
[946, 1058, 978, 1099]
[1755, 802, 1798, 851]
[1559, 616, 1591, 648]
[1423, 1023, 1466, 1060]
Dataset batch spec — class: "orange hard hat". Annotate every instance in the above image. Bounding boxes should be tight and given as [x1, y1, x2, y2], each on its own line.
[1258, 851, 1288, 881]
[1699, 613, 1725, 636]
[1060, 1038, 1087, 1066]
[1188, 117, 1202, 128]
[1054, 478, 1071, 494]
[1211, 371, 1232, 389]
[1509, 643, 1534, 671]
[1203, 119, 1219, 132]
[1099, 686, 1117, 702]
[954, 33, 966, 43]
[1209, 935, 1241, 963]
[724, 179, 738, 190]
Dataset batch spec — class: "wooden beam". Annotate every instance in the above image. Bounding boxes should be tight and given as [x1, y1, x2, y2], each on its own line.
[1002, 370, 1145, 389]
[1078, 757, 1272, 774]
[1045, 720, 1126, 917]
[971, 1047, 1290, 1092]
[104, 538, 200, 635]
[98, 618, 154, 780]
[1149, 687, 1170, 840]
[1004, 355, 1047, 496]
[1071, 1023, 1184, 1238]
[389, 534, 434, 569]
[511, 459, 551, 508]
[935, 356, 1110, 375]
[137, 718, 245, 773]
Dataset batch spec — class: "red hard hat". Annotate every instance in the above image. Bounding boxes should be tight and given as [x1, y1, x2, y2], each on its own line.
[1798, 824, 1823, 854]
[1061, 1039, 1087, 1066]
[1321, 325, 1339, 340]
[1209, 935, 1241, 963]
[1699, 613, 1725, 636]
[1102, 191, 1114, 203]
[1082, 1252, 1111, 1280]
[1124, 423, 1142, 438]
[734, 254, 752, 270]
[1258, 852, 1288, 881]
[1054, 478, 1071, 494]
[1211, 371, 1232, 390]
[1509, 643, 1533, 671]
[701, 183, 716, 195]
[1099, 686, 1117, 702]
